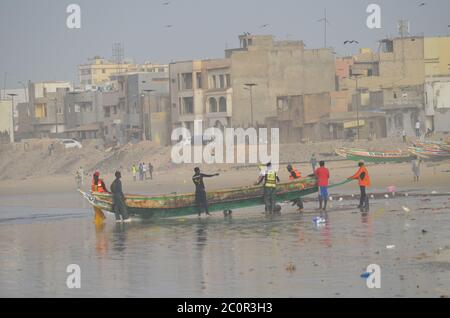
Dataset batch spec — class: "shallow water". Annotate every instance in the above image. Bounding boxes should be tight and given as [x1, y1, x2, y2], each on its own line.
[0, 192, 449, 298]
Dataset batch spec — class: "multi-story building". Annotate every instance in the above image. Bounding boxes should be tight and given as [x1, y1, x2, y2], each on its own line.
[64, 90, 104, 140]
[78, 56, 169, 87]
[227, 34, 335, 128]
[170, 59, 232, 137]
[0, 99, 14, 143]
[103, 71, 171, 146]
[28, 82, 72, 137]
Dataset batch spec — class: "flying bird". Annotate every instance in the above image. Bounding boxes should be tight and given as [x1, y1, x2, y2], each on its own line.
[164, 25, 173, 28]
[344, 40, 359, 45]
[162, 1, 170, 5]
[418, 2, 426, 6]
[259, 24, 270, 29]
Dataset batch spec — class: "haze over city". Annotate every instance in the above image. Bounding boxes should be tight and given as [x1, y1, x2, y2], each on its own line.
[1, 0, 450, 86]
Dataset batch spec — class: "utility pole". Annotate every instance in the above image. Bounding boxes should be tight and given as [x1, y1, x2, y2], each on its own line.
[244, 83, 257, 127]
[7, 93, 17, 143]
[54, 97, 59, 134]
[318, 8, 330, 48]
[142, 89, 155, 141]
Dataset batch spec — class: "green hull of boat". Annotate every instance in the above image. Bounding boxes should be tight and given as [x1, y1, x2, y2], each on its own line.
[345, 153, 413, 163]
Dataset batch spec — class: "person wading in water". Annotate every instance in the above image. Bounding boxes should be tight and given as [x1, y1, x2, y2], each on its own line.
[192, 167, 220, 217]
[110, 171, 131, 223]
[348, 162, 371, 213]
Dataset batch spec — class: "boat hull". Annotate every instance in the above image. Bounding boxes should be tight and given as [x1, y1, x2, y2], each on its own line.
[83, 178, 320, 218]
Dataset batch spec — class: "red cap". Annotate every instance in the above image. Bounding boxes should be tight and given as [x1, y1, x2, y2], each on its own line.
[94, 171, 100, 177]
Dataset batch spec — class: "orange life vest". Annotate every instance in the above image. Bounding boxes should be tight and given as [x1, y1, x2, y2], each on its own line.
[350, 167, 371, 187]
[91, 179, 106, 193]
[289, 168, 302, 180]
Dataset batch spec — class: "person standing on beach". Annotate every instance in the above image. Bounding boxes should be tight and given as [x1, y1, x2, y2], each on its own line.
[192, 167, 220, 217]
[315, 161, 330, 211]
[415, 120, 421, 138]
[348, 162, 371, 212]
[148, 163, 154, 180]
[132, 164, 137, 182]
[138, 163, 144, 181]
[142, 162, 148, 180]
[310, 154, 318, 174]
[412, 158, 421, 182]
[110, 171, 131, 223]
[402, 129, 407, 143]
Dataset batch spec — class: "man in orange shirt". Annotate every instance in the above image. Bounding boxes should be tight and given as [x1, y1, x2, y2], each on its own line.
[348, 162, 371, 212]
[315, 161, 330, 211]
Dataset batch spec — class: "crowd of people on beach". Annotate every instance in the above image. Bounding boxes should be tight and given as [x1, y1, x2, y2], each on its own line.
[131, 163, 154, 181]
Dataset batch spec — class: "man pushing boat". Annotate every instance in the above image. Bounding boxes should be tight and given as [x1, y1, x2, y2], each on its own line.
[192, 167, 220, 217]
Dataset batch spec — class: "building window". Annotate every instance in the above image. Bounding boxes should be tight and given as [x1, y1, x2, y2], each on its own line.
[219, 97, 227, 112]
[219, 75, 225, 88]
[212, 75, 217, 89]
[226, 74, 231, 88]
[181, 73, 193, 90]
[196, 72, 202, 89]
[209, 97, 218, 113]
[183, 97, 194, 114]
[104, 107, 111, 118]
[35, 103, 47, 119]
[381, 40, 394, 53]
[74, 104, 81, 113]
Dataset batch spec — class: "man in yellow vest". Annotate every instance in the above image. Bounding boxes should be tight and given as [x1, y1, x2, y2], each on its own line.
[256, 162, 280, 214]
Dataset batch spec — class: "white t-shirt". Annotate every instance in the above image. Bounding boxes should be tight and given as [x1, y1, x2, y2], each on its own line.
[415, 122, 420, 129]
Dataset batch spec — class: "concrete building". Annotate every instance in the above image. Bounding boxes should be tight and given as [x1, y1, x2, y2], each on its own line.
[78, 56, 169, 87]
[425, 77, 450, 133]
[170, 59, 232, 137]
[103, 71, 171, 146]
[28, 82, 72, 137]
[0, 99, 14, 143]
[227, 34, 335, 128]
[64, 91, 104, 140]
[271, 92, 332, 143]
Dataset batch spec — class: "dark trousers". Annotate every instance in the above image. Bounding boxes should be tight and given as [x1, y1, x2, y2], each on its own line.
[113, 196, 130, 220]
[359, 186, 369, 209]
[264, 187, 276, 213]
[196, 190, 209, 215]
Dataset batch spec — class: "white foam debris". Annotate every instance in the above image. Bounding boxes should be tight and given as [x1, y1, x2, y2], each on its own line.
[431, 191, 438, 194]
[385, 194, 390, 198]
[402, 206, 411, 213]
[386, 245, 396, 249]
[329, 196, 333, 201]
[339, 197, 344, 202]
[371, 194, 375, 199]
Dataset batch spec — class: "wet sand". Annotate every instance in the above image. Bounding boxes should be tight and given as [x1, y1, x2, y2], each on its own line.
[0, 161, 449, 297]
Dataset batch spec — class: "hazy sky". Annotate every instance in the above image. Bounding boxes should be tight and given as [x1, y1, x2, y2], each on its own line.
[1, 0, 449, 87]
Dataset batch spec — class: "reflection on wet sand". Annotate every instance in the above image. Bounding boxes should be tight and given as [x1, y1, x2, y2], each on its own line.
[0, 192, 449, 297]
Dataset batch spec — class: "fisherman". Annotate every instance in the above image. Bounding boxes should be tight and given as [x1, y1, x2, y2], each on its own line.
[315, 161, 330, 211]
[348, 161, 371, 212]
[287, 164, 304, 212]
[310, 154, 318, 174]
[110, 171, 131, 223]
[256, 162, 280, 214]
[192, 167, 220, 217]
[91, 172, 107, 193]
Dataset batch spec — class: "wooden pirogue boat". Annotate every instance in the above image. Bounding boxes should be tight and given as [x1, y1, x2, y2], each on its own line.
[408, 140, 450, 161]
[336, 147, 414, 163]
[80, 177, 325, 219]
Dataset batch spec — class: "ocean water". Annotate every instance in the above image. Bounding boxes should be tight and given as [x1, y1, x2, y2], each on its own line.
[0, 191, 449, 298]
